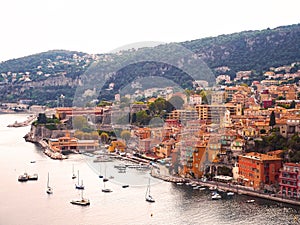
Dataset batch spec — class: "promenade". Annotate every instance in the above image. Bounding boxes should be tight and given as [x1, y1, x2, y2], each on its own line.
[150, 165, 300, 207]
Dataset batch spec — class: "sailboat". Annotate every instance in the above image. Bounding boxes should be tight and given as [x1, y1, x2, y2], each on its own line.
[75, 170, 84, 190]
[98, 164, 103, 178]
[46, 172, 53, 194]
[145, 178, 155, 203]
[102, 163, 109, 182]
[72, 164, 76, 179]
[70, 189, 90, 206]
[102, 164, 112, 193]
[102, 179, 112, 193]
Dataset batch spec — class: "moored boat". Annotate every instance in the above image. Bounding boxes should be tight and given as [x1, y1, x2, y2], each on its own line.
[211, 191, 222, 200]
[70, 190, 90, 206]
[18, 173, 28, 182]
[28, 173, 38, 180]
[145, 178, 155, 203]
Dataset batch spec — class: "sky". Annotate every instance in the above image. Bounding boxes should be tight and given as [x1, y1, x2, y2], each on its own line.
[0, 0, 299, 62]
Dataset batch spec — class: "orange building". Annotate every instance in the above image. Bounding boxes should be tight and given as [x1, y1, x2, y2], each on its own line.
[238, 152, 282, 190]
[49, 132, 99, 153]
[55, 107, 104, 120]
[180, 139, 207, 179]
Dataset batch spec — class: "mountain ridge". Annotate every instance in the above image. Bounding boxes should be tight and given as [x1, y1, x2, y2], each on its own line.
[1, 23, 300, 105]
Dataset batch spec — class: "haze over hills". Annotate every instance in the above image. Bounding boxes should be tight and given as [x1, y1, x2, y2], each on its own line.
[0, 23, 300, 106]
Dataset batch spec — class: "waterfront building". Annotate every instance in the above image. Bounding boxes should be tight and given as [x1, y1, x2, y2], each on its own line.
[49, 132, 99, 153]
[238, 152, 282, 190]
[279, 163, 300, 198]
[55, 107, 104, 120]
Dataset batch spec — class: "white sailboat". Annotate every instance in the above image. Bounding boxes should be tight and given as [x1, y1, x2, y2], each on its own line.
[72, 164, 76, 179]
[102, 164, 112, 193]
[145, 178, 155, 203]
[98, 164, 103, 178]
[75, 170, 84, 189]
[70, 189, 90, 206]
[102, 163, 109, 182]
[46, 172, 53, 194]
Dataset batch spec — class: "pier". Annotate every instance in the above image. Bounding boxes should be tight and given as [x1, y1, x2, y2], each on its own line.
[7, 115, 36, 127]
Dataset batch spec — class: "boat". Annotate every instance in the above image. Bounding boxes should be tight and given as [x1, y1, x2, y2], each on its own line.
[122, 184, 129, 188]
[72, 165, 76, 179]
[102, 165, 112, 193]
[145, 178, 155, 203]
[98, 164, 103, 178]
[75, 170, 84, 189]
[246, 199, 255, 203]
[70, 190, 90, 206]
[18, 173, 28, 182]
[102, 163, 109, 182]
[227, 192, 234, 196]
[209, 186, 217, 191]
[211, 192, 222, 200]
[28, 173, 38, 180]
[46, 172, 53, 194]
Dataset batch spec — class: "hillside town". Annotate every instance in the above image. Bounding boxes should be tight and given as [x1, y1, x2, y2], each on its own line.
[12, 61, 299, 206]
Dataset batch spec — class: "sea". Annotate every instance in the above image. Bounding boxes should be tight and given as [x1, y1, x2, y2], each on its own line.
[0, 113, 300, 225]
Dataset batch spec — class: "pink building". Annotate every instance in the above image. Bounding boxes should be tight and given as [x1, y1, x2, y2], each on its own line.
[279, 163, 300, 198]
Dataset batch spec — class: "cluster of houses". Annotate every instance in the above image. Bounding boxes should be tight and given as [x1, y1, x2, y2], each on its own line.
[45, 66, 300, 198]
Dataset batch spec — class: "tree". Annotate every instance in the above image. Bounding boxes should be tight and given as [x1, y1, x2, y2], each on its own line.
[269, 111, 276, 128]
[37, 113, 47, 124]
[73, 116, 89, 130]
[100, 132, 109, 144]
[120, 130, 131, 142]
[289, 100, 296, 109]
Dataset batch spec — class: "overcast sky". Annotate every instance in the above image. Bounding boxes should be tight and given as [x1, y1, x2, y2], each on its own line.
[0, 0, 299, 62]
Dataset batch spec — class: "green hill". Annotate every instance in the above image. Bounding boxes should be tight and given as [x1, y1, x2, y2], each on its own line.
[0, 23, 300, 105]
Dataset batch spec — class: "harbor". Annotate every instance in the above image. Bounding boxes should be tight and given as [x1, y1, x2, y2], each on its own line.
[1, 114, 300, 225]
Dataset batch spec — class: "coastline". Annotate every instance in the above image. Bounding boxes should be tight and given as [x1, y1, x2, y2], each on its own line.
[150, 170, 300, 207]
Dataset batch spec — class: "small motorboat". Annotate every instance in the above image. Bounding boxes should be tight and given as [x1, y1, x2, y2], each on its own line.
[227, 192, 234, 196]
[18, 173, 29, 182]
[102, 188, 113, 193]
[211, 192, 222, 200]
[28, 173, 38, 180]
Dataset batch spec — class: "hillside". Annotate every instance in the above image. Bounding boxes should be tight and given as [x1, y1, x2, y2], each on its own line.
[0, 24, 300, 105]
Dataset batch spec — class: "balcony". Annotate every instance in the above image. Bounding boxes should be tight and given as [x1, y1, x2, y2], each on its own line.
[279, 175, 297, 181]
[279, 182, 297, 188]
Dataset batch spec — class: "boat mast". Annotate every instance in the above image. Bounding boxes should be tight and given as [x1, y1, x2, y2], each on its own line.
[77, 170, 80, 185]
[47, 172, 50, 188]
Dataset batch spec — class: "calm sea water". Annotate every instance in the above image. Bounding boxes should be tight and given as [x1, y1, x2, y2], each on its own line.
[0, 114, 300, 225]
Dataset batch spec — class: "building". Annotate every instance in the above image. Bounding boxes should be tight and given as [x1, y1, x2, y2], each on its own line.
[49, 132, 99, 153]
[279, 163, 300, 198]
[55, 107, 104, 120]
[195, 103, 242, 123]
[238, 152, 282, 190]
[189, 94, 202, 105]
